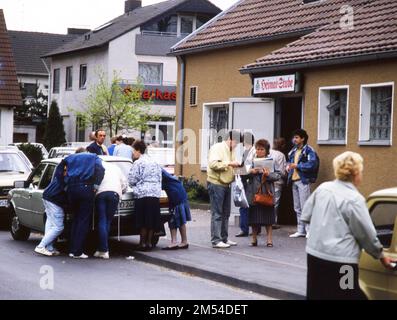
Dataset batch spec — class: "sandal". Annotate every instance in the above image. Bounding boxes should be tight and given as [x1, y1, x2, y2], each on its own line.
[178, 244, 189, 250]
[266, 243, 274, 248]
[162, 246, 179, 251]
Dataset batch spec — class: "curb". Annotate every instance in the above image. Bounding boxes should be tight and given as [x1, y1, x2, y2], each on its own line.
[189, 202, 210, 211]
[132, 250, 305, 300]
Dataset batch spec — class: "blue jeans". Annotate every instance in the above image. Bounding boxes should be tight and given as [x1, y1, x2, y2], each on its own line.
[68, 183, 95, 256]
[96, 191, 119, 252]
[239, 207, 249, 234]
[208, 182, 231, 245]
[38, 200, 64, 251]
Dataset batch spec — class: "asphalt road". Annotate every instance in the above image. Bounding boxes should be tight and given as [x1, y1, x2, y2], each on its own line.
[0, 229, 271, 300]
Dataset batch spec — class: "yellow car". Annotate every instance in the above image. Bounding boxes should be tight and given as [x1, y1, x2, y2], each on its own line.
[359, 188, 397, 300]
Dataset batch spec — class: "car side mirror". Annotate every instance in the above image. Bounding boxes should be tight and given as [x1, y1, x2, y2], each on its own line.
[14, 181, 29, 188]
[389, 216, 397, 253]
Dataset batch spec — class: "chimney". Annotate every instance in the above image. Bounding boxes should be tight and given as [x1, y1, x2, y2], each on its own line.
[125, 0, 142, 13]
[68, 28, 91, 35]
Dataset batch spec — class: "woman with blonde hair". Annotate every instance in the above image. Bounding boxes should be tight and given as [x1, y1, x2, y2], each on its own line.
[301, 151, 395, 300]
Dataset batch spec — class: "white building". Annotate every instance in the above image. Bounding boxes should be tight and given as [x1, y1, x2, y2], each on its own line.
[44, 0, 220, 149]
[9, 29, 83, 142]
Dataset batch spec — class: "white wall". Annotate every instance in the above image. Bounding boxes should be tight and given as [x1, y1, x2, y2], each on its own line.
[0, 108, 14, 145]
[108, 28, 178, 86]
[13, 125, 36, 142]
[50, 49, 109, 142]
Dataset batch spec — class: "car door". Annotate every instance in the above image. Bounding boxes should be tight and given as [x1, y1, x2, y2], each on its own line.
[30, 164, 56, 231]
[14, 163, 47, 228]
[359, 199, 397, 299]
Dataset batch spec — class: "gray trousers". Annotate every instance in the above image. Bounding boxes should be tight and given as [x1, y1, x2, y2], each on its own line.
[292, 180, 311, 234]
[208, 182, 231, 245]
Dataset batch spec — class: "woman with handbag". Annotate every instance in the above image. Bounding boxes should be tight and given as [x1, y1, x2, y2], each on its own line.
[245, 139, 281, 247]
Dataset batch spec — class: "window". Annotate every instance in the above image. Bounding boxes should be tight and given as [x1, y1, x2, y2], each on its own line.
[65, 66, 73, 90]
[144, 120, 175, 148]
[138, 62, 163, 85]
[79, 64, 87, 89]
[143, 15, 178, 34]
[359, 83, 394, 145]
[189, 86, 198, 106]
[370, 201, 397, 248]
[39, 165, 56, 190]
[76, 116, 86, 142]
[196, 16, 210, 29]
[23, 83, 37, 98]
[318, 86, 348, 144]
[180, 16, 194, 35]
[53, 68, 60, 93]
[28, 164, 47, 188]
[201, 103, 229, 170]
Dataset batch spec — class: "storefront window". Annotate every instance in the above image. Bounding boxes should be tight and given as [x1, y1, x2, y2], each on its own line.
[144, 120, 174, 148]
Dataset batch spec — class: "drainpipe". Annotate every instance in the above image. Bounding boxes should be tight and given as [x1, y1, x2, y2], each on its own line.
[176, 55, 186, 177]
[41, 58, 51, 117]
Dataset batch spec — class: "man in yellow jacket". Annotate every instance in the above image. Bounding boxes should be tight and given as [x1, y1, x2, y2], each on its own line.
[207, 130, 241, 248]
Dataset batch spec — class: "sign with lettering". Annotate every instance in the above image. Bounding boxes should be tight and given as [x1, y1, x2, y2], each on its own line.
[253, 74, 297, 94]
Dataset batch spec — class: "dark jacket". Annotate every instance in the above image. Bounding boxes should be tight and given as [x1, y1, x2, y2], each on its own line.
[161, 169, 187, 208]
[287, 144, 319, 185]
[43, 160, 67, 207]
[64, 153, 105, 188]
[87, 142, 107, 155]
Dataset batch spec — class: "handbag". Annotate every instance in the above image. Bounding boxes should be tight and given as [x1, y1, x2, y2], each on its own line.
[253, 175, 274, 207]
[233, 175, 249, 208]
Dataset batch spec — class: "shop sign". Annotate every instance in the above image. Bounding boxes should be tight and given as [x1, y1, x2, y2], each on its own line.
[254, 74, 297, 94]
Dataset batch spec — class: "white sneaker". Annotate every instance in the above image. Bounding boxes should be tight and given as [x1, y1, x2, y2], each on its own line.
[94, 251, 110, 259]
[226, 240, 237, 246]
[69, 253, 89, 259]
[306, 233, 310, 239]
[212, 242, 231, 249]
[35, 246, 53, 256]
[289, 232, 306, 238]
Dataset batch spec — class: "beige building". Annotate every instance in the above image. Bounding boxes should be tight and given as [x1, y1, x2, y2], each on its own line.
[171, 0, 397, 223]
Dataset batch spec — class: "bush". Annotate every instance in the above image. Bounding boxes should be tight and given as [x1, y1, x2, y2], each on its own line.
[179, 175, 209, 202]
[43, 100, 66, 150]
[17, 143, 43, 167]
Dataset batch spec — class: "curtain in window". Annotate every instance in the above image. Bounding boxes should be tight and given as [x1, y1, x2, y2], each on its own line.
[370, 87, 392, 140]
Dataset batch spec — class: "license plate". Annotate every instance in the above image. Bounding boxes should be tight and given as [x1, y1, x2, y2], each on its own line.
[0, 199, 8, 207]
[119, 200, 134, 210]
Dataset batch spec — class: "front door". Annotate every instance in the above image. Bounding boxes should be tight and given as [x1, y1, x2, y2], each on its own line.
[229, 98, 275, 214]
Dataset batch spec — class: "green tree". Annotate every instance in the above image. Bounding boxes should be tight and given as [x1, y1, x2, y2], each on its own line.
[72, 70, 155, 137]
[43, 100, 66, 150]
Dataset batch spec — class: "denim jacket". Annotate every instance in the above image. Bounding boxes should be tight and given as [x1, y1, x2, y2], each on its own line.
[287, 144, 319, 185]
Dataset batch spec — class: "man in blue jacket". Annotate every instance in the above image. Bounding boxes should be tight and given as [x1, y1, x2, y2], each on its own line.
[64, 152, 105, 258]
[287, 129, 319, 238]
[34, 160, 67, 256]
[87, 129, 108, 155]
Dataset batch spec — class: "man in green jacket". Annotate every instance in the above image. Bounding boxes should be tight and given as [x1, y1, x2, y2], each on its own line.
[207, 130, 241, 248]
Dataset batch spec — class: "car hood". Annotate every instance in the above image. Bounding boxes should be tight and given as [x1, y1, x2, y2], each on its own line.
[0, 172, 30, 187]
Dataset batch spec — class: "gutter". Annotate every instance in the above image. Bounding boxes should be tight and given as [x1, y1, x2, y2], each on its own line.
[239, 50, 397, 75]
[176, 55, 186, 177]
[169, 29, 314, 57]
[41, 58, 51, 117]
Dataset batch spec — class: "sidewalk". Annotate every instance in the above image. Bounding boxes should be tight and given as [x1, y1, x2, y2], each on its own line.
[116, 209, 307, 300]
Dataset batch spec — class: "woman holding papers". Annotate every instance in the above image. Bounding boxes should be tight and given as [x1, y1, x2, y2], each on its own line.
[245, 139, 281, 247]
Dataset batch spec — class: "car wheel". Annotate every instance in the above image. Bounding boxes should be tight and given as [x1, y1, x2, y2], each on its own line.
[151, 235, 160, 247]
[10, 208, 31, 241]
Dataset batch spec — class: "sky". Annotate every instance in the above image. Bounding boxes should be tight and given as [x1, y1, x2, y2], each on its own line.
[0, 0, 239, 34]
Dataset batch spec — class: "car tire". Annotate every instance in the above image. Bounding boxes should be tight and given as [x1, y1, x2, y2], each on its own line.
[10, 207, 31, 241]
[151, 235, 160, 247]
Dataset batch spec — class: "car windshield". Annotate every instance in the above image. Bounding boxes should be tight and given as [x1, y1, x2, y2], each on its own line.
[106, 160, 132, 177]
[0, 153, 30, 173]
